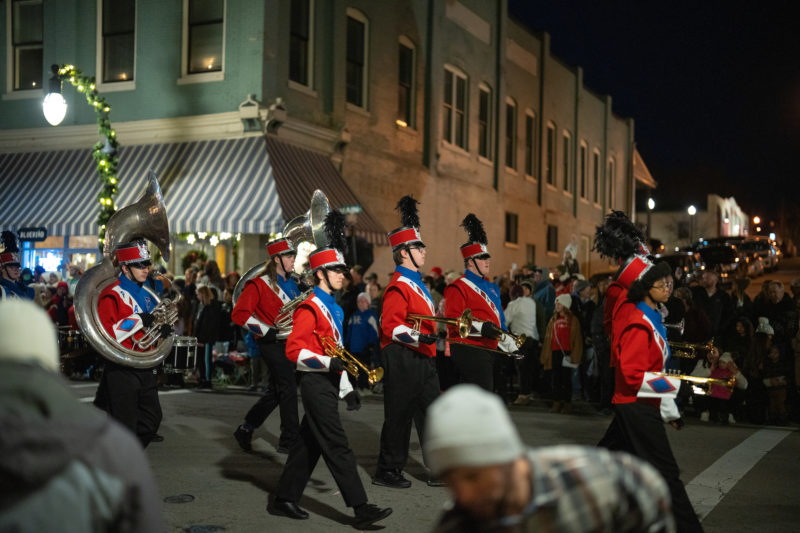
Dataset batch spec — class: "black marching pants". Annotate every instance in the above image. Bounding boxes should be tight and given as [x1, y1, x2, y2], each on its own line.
[243, 341, 299, 449]
[598, 402, 704, 533]
[94, 361, 162, 448]
[376, 343, 440, 473]
[450, 343, 494, 392]
[275, 372, 367, 508]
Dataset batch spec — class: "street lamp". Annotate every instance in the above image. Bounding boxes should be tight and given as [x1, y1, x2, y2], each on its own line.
[687, 205, 697, 245]
[42, 65, 67, 126]
[753, 216, 761, 225]
[647, 197, 655, 240]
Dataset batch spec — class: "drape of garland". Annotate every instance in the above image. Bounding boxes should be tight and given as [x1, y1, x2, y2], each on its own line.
[55, 64, 119, 250]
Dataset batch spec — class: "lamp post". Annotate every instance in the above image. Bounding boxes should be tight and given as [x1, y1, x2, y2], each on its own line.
[687, 205, 697, 245]
[647, 197, 655, 241]
[41, 64, 120, 249]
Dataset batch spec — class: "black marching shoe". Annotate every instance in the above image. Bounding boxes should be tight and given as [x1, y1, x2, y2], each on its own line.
[372, 469, 411, 489]
[353, 503, 393, 528]
[267, 499, 309, 520]
[233, 425, 253, 451]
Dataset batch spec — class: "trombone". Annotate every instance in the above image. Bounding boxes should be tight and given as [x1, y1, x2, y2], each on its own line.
[316, 333, 385, 385]
[654, 370, 735, 396]
[408, 309, 526, 359]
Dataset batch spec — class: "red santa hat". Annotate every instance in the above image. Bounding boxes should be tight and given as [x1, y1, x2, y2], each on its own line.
[388, 196, 425, 251]
[459, 214, 491, 260]
[116, 240, 151, 266]
[266, 237, 295, 258]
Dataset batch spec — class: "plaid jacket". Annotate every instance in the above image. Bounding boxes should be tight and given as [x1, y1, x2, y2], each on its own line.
[433, 446, 675, 533]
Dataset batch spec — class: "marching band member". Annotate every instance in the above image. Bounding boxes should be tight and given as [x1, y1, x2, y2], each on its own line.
[373, 196, 440, 489]
[269, 210, 392, 529]
[232, 237, 301, 453]
[598, 261, 704, 533]
[444, 214, 518, 392]
[93, 240, 171, 447]
[1, 231, 34, 300]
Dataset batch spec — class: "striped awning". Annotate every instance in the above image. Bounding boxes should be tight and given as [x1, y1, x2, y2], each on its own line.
[265, 136, 387, 245]
[0, 136, 284, 235]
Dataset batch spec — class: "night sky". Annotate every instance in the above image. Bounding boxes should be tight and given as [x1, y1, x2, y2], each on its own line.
[508, 1, 800, 217]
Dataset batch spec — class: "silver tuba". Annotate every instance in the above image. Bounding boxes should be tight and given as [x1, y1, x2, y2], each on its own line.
[233, 189, 331, 304]
[74, 171, 174, 368]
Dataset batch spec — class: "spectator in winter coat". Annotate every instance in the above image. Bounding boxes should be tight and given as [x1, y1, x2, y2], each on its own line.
[0, 299, 163, 533]
[540, 294, 583, 414]
[344, 292, 380, 390]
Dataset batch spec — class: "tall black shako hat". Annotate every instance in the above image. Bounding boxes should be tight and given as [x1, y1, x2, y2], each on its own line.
[593, 210, 652, 288]
[388, 196, 424, 251]
[308, 210, 348, 271]
[1, 230, 21, 267]
[460, 214, 490, 260]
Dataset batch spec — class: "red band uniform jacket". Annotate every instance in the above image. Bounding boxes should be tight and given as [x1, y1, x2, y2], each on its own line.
[380, 271, 437, 358]
[98, 278, 157, 351]
[231, 275, 291, 337]
[444, 275, 503, 351]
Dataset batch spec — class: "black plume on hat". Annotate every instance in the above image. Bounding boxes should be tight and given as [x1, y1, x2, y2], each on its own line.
[1, 230, 20, 254]
[323, 210, 348, 253]
[461, 214, 487, 244]
[593, 210, 645, 260]
[396, 195, 420, 228]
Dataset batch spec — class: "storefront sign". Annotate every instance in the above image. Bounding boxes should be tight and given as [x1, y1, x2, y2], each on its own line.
[339, 205, 362, 215]
[18, 227, 48, 242]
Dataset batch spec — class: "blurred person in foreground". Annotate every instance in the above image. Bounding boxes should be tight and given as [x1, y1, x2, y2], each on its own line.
[426, 384, 675, 533]
[0, 299, 162, 532]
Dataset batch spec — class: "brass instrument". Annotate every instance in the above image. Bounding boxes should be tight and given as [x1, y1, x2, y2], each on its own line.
[316, 334, 384, 385]
[233, 189, 331, 305]
[664, 318, 685, 336]
[668, 339, 715, 359]
[654, 370, 735, 396]
[273, 288, 313, 339]
[408, 309, 473, 339]
[74, 172, 174, 368]
[131, 293, 182, 350]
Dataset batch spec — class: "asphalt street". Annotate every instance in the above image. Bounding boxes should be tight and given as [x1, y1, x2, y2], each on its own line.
[67, 257, 800, 532]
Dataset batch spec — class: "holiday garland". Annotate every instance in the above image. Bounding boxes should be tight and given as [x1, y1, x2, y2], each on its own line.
[55, 64, 119, 249]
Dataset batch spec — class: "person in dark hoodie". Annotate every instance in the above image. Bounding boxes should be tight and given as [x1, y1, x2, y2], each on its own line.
[0, 299, 162, 532]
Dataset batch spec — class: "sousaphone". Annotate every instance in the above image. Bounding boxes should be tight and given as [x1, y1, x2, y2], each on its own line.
[74, 171, 173, 368]
[233, 189, 331, 303]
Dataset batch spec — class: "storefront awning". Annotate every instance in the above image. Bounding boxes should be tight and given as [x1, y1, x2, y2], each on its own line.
[0, 136, 284, 235]
[265, 136, 387, 245]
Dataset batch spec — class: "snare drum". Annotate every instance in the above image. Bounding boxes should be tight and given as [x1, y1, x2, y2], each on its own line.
[164, 336, 197, 373]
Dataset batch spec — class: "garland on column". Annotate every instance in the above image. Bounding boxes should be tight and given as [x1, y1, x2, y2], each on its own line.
[55, 64, 119, 249]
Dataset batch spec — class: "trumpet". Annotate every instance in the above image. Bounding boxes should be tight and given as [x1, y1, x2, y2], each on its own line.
[316, 334, 385, 385]
[668, 339, 714, 359]
[664, 318, 685, 336]
[654, 370, 735, 396]
[131, 293, 181, 350]
[408, 309, 473, 338]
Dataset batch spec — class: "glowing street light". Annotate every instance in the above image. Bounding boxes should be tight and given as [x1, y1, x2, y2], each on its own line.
[687, 205, 697, 216]
[42, 65, 67, 126]
[687, 205, 697, 244]
[753, 216, 761, 225]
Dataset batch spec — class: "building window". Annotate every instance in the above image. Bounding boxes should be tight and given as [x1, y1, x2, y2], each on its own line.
[289, 0, 313, 87]
[505, 98, 516, 169]
[562, 131, 571, 192]
[346, 9, 368, 108]
[592, 149, 600, 203]
[545, 122, 556, 185]
[524, 111, 535, 178]
[397, 37, 414, 127]
[443, 66, 468, 149]
[10, 0, 43, 91]
[99, 0, 135, 84]
[607, 157, 616, 209]
[547, 225, 558, 253]
[579, 141, 587, 199]
[526, 244, 536, 265]
[505, 212, 519, 244]
[186, 0, 224, 74]
[478, 84, 492, 159]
